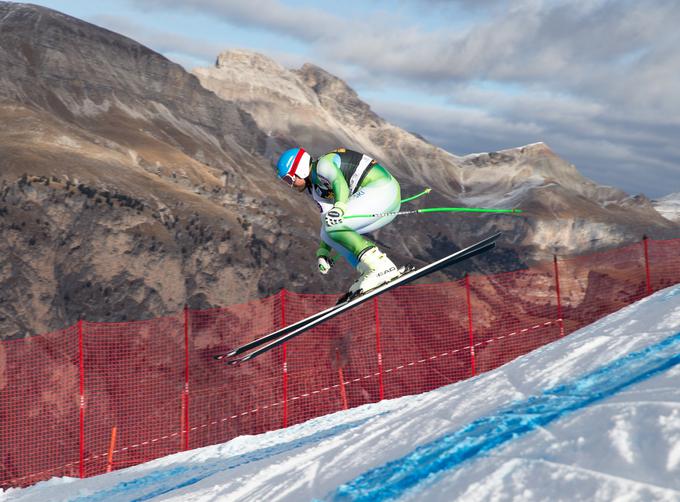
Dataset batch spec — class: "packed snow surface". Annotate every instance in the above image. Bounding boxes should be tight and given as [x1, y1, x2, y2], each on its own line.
[3, 285, 680, 502]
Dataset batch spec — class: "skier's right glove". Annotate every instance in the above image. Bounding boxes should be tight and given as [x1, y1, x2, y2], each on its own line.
[317, 256, 334, 275]
[325, 206, 345, 227]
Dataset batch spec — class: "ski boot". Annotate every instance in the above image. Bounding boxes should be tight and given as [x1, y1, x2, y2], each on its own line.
[337, 247, 403, 304]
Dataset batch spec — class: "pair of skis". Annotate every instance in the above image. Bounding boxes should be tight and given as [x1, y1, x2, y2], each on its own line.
[214, 232, 501, 365]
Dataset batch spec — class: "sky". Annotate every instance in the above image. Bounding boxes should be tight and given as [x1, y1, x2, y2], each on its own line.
[15, 0, 680, 199]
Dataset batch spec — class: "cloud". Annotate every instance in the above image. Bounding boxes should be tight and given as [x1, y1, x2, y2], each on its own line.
[371, 98, 543, 153]
[125, 0, 680, 197]
[89, 14, 224, 66]
[371, 95, 680, 198]
[412, 0, 505, 7]
[127, 0, 680, 97]
[130, 0, 335, 42]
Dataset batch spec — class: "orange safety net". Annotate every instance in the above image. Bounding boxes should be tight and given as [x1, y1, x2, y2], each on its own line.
[1, 237, 679, 488]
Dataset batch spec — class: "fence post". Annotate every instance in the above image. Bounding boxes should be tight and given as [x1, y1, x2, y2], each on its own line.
[106, 426, 117, 473]
[464, 275, 476, 377]
[336, 349, 349, 410]
[643, 235, 653, 296]
[182, 305, 190, 451]
[374, 297, 384, 401]
[281, 289, 288, 429]
[78, 320, 85, 479]
[553, 255, 565, 337]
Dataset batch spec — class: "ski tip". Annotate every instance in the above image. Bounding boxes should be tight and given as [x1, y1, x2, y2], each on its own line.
[226, 358, 242, 367]
[213, 349, 242, 361]
[214, 350, 238, 360]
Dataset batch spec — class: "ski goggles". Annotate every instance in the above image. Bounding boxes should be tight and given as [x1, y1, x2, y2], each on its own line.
[280, 148, 306, 187]
[281, 173, 297, 187]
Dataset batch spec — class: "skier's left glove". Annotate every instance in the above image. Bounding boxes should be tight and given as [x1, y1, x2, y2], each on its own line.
[317, 256, 334, 275]
[325, 206, 345, 227]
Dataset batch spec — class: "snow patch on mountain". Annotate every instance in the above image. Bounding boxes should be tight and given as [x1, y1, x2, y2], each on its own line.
[654, 193, 680, 222]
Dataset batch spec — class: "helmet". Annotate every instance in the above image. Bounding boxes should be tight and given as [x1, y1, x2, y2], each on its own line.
[276, 148, 311, 185]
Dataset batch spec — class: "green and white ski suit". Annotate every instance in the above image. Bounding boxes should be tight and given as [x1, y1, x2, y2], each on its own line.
[308, 149, 401, 267]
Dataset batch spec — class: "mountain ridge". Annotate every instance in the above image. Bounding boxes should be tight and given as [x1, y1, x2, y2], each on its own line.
[196, 49, 677, 251]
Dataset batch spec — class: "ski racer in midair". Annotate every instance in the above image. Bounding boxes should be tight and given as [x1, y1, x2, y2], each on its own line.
[275, 147, 402, 297]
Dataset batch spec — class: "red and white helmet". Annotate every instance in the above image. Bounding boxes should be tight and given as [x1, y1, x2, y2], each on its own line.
[276, 148, 311, 186]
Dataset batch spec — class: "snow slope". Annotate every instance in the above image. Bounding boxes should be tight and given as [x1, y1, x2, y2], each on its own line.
[655, 193, 680, 222]
[3, 286, 680, 502]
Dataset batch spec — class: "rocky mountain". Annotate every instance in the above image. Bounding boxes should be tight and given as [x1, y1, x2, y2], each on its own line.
[0, 3, 321, 338]
[195, 50, 678, 255]
[0, 3, 676, 339]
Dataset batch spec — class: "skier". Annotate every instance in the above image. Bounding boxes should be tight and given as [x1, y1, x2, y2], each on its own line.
[275, 147, 402, 298]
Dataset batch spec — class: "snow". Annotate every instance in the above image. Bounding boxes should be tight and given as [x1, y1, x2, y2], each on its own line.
[459, 141, 548, 159]
[654, 193, 680, 222]
[3, 285, 680, 502]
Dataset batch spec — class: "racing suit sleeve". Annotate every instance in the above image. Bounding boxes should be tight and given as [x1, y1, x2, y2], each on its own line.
[316, 153, 349, 214]
[316, 241, 332, 258]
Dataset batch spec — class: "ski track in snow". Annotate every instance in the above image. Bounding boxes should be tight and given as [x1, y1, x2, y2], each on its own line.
[328, 330, 680, 501]
[74, 415, 383, 502]
[3, 285, 680, 502]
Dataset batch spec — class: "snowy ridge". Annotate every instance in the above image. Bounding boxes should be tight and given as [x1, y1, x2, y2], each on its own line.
[460, 141, 548, 159]
[654, 193, 680, 222]
[3, 286, 680, 501]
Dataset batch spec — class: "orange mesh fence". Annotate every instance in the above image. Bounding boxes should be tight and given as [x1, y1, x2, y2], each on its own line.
[0, 325, 80, 486]
[1, 237, 679, 488]
[188, 295, 282, 450]
[647, 238, 680, 292]
[558, 241, 648, 335]
[81, 316, 185, 476]
[377, 282, 472, 399]
[468, 266, 563, 374]
[284, 291, 376, 426]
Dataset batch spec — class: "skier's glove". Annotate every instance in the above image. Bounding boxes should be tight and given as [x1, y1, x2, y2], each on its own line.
[325, 206, 344, 227]
[317, 256, 334, 275]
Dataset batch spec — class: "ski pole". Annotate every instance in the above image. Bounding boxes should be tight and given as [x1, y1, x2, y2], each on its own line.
[345, 207, 522, 219]
[400, 187, 431, 204]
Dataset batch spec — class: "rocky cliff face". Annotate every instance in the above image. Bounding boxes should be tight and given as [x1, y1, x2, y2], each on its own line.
[195, 52, 466, 197]
[0, 3, 320, 338]
[0, 4, 676, 339]
[0, 3, 265, 181]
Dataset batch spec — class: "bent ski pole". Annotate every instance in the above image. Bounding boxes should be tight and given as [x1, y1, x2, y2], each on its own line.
[345, 207, 522, 219]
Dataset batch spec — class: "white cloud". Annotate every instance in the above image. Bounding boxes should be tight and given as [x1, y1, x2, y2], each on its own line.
[89, 14, 224, 65]
[131, 0, 335, 42]
[125, 0, 680, 197]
